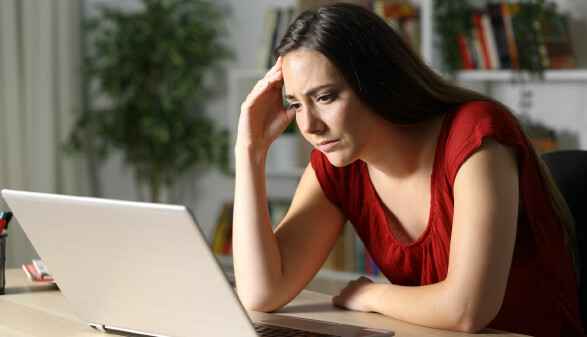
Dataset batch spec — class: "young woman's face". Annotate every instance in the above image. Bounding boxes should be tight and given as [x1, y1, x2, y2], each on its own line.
[282, 50, 381, 167]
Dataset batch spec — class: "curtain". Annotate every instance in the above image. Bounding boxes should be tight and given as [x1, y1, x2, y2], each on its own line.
[0, 0, 90, 268]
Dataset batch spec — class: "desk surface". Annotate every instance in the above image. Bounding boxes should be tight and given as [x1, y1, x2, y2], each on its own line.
[0, 268, 525, 337]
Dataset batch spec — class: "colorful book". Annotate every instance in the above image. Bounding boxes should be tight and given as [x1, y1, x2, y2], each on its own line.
[211, 202, 233, 254]
[457, 33, 475, 70]
[487, 3, 512, 69]
[22, 260, 54, 283]
[501, 3, 520, 70]
[473, 12, 491, 70]
[543, 15, 576, 69]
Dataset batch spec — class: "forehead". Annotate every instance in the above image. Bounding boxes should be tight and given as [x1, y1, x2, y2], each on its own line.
[282, 50, 342, 94]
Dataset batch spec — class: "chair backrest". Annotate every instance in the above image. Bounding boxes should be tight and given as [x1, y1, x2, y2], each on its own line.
[542, 150, 587, 330]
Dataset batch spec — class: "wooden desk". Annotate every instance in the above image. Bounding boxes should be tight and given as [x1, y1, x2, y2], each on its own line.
[0, 268, 525, 337]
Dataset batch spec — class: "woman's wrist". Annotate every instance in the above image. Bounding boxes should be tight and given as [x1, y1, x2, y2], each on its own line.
[363, 282, 387, 313]
[235, 140, 268, 169]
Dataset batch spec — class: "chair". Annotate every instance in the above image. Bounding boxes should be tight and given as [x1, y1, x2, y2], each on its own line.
[542, 150, 587, 330]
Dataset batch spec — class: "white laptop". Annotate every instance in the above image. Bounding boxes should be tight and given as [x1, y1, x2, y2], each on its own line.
[1, 189, 394, 337]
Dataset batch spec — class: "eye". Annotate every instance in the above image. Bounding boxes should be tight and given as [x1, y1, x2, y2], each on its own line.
[317, 93, 336, 103]
[288, 102, 302, 112]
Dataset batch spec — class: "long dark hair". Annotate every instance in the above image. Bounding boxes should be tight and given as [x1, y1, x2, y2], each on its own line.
[275, 3, 472, 123]
[274, 3, 579, 283]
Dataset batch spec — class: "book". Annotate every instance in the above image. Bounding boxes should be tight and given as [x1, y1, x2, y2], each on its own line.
[457, 33, 475, 70]
[211, 202, 233, 254]
[501, 3, 520, 70]
[542, 15, 576, 69]
[487, 3, 512, 69]
[473, 12, 491, 70]
[22, 260, 54, 283]
[467, 28, 482, 70]
[480, 13, 501, 70]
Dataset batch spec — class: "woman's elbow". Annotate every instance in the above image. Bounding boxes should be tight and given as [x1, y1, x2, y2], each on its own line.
[451, 303, 501, 333]
[454, 316, 490, 334]
[237, 288, 287, 313]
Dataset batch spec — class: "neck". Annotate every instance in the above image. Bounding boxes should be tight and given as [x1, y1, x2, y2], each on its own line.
[362, 114, 444, 179]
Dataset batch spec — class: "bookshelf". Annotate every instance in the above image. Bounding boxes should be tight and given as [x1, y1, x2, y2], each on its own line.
[225, 0, 587, 290]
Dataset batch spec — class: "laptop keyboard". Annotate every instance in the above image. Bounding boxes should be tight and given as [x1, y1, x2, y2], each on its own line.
[254, 323, 339, 336]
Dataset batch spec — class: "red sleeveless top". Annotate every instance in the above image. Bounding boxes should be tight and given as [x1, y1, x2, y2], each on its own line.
[310, 101, 584, 336]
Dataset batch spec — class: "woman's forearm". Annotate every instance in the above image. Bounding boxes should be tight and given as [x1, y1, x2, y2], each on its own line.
[335, 277, 499, 333]
[232, 146, 288, 311]
[373, 282, 493, 332]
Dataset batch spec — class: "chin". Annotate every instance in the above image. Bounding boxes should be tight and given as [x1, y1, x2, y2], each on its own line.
[323, 152, 354, 167]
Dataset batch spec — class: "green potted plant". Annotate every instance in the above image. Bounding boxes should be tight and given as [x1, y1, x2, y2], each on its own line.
[67, 0, 230, 202]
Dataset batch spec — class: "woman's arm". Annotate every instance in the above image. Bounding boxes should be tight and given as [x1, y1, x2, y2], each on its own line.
[332, 137, 519, 333]
[233, 59, 346, 312]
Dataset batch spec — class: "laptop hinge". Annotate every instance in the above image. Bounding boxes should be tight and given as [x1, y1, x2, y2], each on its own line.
[89, 323, 106, 332]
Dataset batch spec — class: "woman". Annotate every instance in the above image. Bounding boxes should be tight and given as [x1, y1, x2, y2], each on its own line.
[232, 3, 583, 336]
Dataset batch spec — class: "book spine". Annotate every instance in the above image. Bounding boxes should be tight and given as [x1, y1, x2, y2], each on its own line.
[457, 33, 475, 70]
[473, 12, 491, 70]
[480, 13, 501, 70]
[501, 3, 520, 69]
[211, 203, 233, 254]
[487, 3, 512, 69]
[543, 15, 576, 69]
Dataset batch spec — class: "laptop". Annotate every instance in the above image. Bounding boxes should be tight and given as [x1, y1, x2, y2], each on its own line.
[1, 189, 394, 337]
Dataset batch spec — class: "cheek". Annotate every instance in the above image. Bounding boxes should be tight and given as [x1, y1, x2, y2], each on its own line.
[328, 106, 354, 132]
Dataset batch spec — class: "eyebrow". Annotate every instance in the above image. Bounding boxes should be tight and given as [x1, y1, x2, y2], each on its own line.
[284, 84, 334, 100]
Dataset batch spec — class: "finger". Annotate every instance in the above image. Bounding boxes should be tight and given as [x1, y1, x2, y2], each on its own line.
[267, 68, 283, 88]
[251, 57, 283, 93]
[331, 295, 343, 308]
[247, 74, 282, 103]
[250, 69, 282, 98]
[264, 56, 283, 79]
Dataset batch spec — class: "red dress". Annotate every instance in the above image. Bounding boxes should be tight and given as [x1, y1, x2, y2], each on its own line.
[310, 101, 584, 336]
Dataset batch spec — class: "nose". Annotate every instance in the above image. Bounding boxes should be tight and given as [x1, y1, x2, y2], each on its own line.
[297, 106, 325, 135]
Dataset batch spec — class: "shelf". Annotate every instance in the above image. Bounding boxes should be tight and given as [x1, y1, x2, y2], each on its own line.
[457, 69, 587, 82]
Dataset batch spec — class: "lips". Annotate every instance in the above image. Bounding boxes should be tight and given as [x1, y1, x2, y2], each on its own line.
[316, 139, 339, 152]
